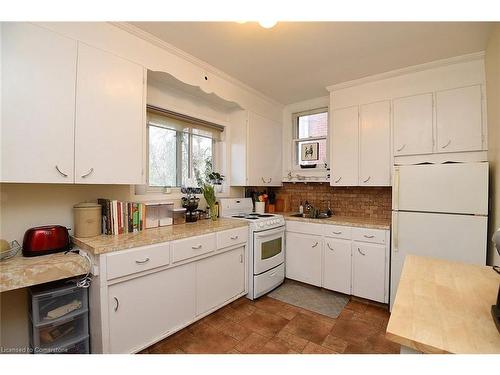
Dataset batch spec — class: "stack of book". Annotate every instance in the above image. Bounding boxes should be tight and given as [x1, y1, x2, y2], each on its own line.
[97, 199, 146, 235]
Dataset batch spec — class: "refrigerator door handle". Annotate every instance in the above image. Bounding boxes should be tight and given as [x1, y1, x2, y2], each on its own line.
[393, 167, 400, 210]
[393, 211, 399, 252]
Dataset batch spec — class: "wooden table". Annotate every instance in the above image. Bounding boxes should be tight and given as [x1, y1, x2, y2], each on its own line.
[386, 255, 500, 354]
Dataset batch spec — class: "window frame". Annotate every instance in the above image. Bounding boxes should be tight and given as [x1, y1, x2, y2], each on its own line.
[146, 115, 218, 192]
[291, 107, 329, 171]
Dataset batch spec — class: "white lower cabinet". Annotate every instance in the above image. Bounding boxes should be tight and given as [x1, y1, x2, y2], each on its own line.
[322, 238, 352, 295]
[352, 242, 387, 303]
[286, 221, 389, 304]
[196, 247, 245, 316]
[107, 262, 196, 354]
[285, 232, 322, 287]
[92, 228, 248, 353]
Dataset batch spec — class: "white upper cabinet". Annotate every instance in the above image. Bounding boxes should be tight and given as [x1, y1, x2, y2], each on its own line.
[359, 101, 391, 186]
[436, 85, 483, 153]
[75, 44, 145, 184]
[330, 106, 359, 186]
[231, 110, 282, 187]
[393, 93, 434, 156]
[1, 23, 77, 183]
[247, 111, 282, 186]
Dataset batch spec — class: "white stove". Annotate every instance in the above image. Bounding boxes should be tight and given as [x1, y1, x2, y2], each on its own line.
[219, 198, 285, 299]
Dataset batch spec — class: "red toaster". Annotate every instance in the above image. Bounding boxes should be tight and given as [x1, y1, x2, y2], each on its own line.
[22, 225, 71, 257]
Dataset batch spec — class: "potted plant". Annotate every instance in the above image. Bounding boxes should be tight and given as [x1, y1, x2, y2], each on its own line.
[202, 183, 218, 221]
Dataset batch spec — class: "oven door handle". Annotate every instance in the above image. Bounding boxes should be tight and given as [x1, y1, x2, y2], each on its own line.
[253, 226, 285, 239]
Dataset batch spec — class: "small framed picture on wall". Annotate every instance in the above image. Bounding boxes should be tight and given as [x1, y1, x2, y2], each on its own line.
[300, 142, 319, 162]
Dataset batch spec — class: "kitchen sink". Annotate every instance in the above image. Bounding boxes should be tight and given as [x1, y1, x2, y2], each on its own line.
[289, 213, 330, 219]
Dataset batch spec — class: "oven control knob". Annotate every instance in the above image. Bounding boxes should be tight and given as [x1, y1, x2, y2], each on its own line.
[258, 223, 264, 228]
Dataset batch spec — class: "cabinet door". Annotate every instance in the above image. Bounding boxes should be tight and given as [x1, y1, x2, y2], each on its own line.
[285, 232, 322, 286]
[108, 263, 196, 353]
[359, 101, 391, 186]
[393, 93, 433, 156]
[247, 111, 282, 186]
[436, 85, 483, 153]
[1, 23, 77, 183]
[352, 242, 386, 303]
[75, 43, 145, 184]
[330, 106, 359, 186]
[322, 238, 351, 294]
[196, 247, 245, 316]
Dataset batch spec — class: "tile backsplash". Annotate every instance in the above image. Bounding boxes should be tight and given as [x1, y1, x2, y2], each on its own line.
[248, 183, 392, 220]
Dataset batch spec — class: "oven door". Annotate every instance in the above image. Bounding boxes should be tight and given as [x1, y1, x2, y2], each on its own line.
[253, 226, 285, 275]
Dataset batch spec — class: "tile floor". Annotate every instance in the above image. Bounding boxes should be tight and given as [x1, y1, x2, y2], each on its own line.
[140, 292, 400, 354]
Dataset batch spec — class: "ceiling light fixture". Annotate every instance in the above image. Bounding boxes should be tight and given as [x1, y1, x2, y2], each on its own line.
[258, 20, 277, 29]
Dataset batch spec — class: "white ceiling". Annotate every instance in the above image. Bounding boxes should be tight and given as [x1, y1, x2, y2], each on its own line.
[131, 22, 494, 105]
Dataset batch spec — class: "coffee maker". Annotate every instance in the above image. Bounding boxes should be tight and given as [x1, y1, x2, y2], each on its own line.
[491, 228, 500, 333]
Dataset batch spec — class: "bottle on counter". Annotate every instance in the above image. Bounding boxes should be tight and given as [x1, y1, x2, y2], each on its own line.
[299, 201, 304, 215]
[214, 201, 220, 218]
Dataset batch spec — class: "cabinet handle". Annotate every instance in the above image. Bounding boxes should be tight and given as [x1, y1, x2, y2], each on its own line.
[191, 244, 202, 250]
[441, 139, 451, 149]
[135, 257, 150, 264]
[396, 144, 406, 152]
[357, 248, 366, 256]
[113, 297, 119, 312]
[81, 168, 94, 178]
[239, 254, 243, 263]
[261, 177, 272, 184]
[55, 165, 68, 178]
[311, 242, 319, 248]
[230, 235, 239, 240]
[334, 176, 342, 183]
[363, 176, 371, 183]
[327, 242, 334, 251]
[332, 231, 342, 235]
[363, 234, 375, 239]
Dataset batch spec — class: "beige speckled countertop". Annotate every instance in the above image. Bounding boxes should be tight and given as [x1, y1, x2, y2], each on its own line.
[283, 212, 391, 230]
[0, 252, 89, 293]
[73, 218, 249, 255]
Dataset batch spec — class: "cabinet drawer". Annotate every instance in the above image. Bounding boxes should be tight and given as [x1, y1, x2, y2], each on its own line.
[217, 227, 248, 250]
[286, 220, 323, 235]
[351, 227, 386, 244]
[323, 224, 351, 239]
[171, 233, 216, 263]
[106, 243, 170, 280]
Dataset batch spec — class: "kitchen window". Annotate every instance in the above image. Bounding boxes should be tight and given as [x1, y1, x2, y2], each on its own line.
[147, 106, 223, 188]
[292, 108, 328, 169]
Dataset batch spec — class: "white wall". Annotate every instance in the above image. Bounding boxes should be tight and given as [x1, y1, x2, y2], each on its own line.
[486, 24, 500, 266]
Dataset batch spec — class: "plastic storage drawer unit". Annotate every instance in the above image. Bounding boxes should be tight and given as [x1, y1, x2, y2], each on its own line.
[29, 279, 90, 354]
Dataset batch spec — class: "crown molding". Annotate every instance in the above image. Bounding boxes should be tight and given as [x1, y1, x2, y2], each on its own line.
[326, 51, 485, 92]
[110, 22, 284, 108]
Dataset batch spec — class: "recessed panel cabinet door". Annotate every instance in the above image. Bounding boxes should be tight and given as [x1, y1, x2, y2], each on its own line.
[75, 43, 145, 184]
[285, 232, 322, 286]
[330, 106, 359, 186]
[352, 242, 386, 303]
[108, 263, 196, 354]
[359, 101, 391, 186]
[436, 85, 483, 153]
[196, 247, 245, 316]
[1, 23, 77, 183]
[247, 111, 282, 186]
[322, 238, 351, 294]
[393, 93, 434, 156]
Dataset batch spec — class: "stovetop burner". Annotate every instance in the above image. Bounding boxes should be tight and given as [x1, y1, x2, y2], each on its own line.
[231, 213, 276, 220]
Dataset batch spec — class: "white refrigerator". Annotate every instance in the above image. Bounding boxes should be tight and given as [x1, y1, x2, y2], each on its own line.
[391, 162, 489, 308]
